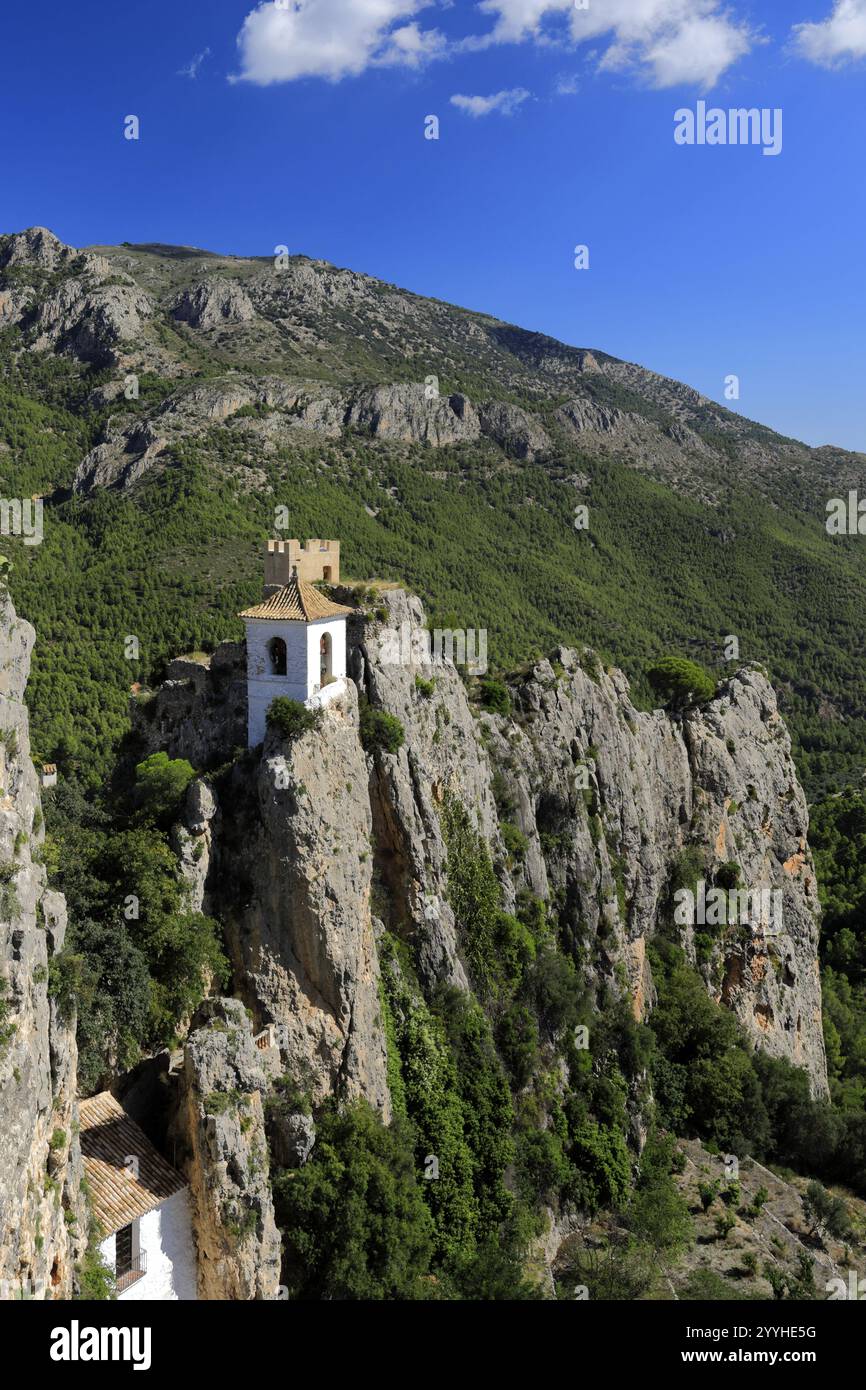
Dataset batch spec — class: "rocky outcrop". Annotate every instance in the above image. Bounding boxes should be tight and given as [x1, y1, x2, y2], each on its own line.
[137, 593, 828, 1107]
[0, 226, 73, 273]
[215, 686, 390, 1115]
[0, 587, 84, 1298]
[130, 645, 247, 769]
[478, 400, 550, 461]
[170, 277, 256, 330]
[349, 588, 503, 990]
[345, 383, 481, 447]
[171, 998, 281, 1300]
[352, 603, 826, 1091]
[30, 279, 153, 365]
[139, 674, 392, 1118]
[482, 650, 828, 1094]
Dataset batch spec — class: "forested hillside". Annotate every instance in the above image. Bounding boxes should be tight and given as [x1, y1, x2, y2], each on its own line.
[2, 228, 866, 797]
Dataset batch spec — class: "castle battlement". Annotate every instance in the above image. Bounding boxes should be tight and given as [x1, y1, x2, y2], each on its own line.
[264, 538, 339, 590]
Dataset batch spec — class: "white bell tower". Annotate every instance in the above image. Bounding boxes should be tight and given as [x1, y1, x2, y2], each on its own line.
[239, 562, 351, 747]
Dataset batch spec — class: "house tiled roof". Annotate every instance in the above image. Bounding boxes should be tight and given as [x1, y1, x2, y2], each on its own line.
[239, 574, 352, 622]
[79, 1092, 186, 1236]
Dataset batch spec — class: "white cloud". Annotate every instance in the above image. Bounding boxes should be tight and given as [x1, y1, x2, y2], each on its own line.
[450, 87, 530, 115]
[178, 47, 210, 79]
[792, 0, 866, 67]
[377, 20, 447, 65]
[231, 0, 754, 89]
[233, 0, 445, 84]
[477, 0, 756, 88]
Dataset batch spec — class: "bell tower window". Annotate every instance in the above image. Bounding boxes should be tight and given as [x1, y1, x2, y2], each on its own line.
[320, 631, 332, 683]
[268, 637, 287, 675]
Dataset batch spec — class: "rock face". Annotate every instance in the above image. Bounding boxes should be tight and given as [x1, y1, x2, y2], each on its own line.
[215, 685, 391, 1115]
[346, 383, 481, 447]
[27, 272, 153, 366]
[0, 587, 84, 1298]
[170, 998, 281, 1301]
[70, 369, 555, 493]
[349, 588, 503, 991]
[478, 400, 550, 461]
[143, 677, 392, 1118]
[137, 590, 828, 1099]
[481, 651, 828, 1094]
[170, 277, 256, 330]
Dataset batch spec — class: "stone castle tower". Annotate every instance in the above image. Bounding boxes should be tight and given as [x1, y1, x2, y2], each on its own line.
[239, 540, 350, 746]
[264, 538, 340, 595]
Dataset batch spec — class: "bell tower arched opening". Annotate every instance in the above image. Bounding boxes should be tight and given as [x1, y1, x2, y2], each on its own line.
[268, 636, 287, 675]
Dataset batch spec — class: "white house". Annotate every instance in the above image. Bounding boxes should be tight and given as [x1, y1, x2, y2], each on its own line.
[239, 563, 352, 747]
[79, 1092, 197, 1301]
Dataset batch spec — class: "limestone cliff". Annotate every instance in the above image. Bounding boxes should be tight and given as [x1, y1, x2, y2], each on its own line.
[0, 587, 84, 1298]
[170, 998, 281, 1301]
[481, 649, 827, 1093]
[135, 586, 828, 1103]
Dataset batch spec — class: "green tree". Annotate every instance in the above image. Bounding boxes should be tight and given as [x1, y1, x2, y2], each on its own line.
[273, 1099, 435, 1300]
[645, 656, 716, 711]
[133, 752, 195, 826]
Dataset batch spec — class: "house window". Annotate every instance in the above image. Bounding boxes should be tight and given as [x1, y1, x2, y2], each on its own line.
[268, 637, 287, 675]
[116, 1222, 134, 1278]
[115, 1219, 145, 1293]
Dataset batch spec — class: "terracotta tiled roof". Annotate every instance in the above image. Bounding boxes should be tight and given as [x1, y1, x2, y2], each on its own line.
[239, 574, 352, 622]
[79, 1092, 185, 1236]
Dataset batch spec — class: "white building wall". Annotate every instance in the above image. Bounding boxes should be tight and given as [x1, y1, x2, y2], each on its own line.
[245, 618, 309, 746]
[245, 616, 347, 745]
[98, 1190, 198, 1302]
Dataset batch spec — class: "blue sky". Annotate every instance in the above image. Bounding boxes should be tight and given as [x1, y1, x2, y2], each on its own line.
[1, 0, 865, 449]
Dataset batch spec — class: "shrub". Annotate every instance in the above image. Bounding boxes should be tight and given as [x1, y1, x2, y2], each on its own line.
[628, 1133, 692, 1254]
[500, 821, 528, 865]
[495, 1003, 540, 1087]
[565, 1115, 632, 1214]
[698, 1179, 719, 1212]
[802, 1180, 851, 1241]
[557, 1238, 656, 1302]
[359, 701, 405, 755]
[266, 697, 321, 741]
[477, 678, 511, 715]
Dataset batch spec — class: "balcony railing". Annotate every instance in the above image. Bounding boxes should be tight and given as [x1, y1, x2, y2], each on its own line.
[116, 1251, 147, 1293]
